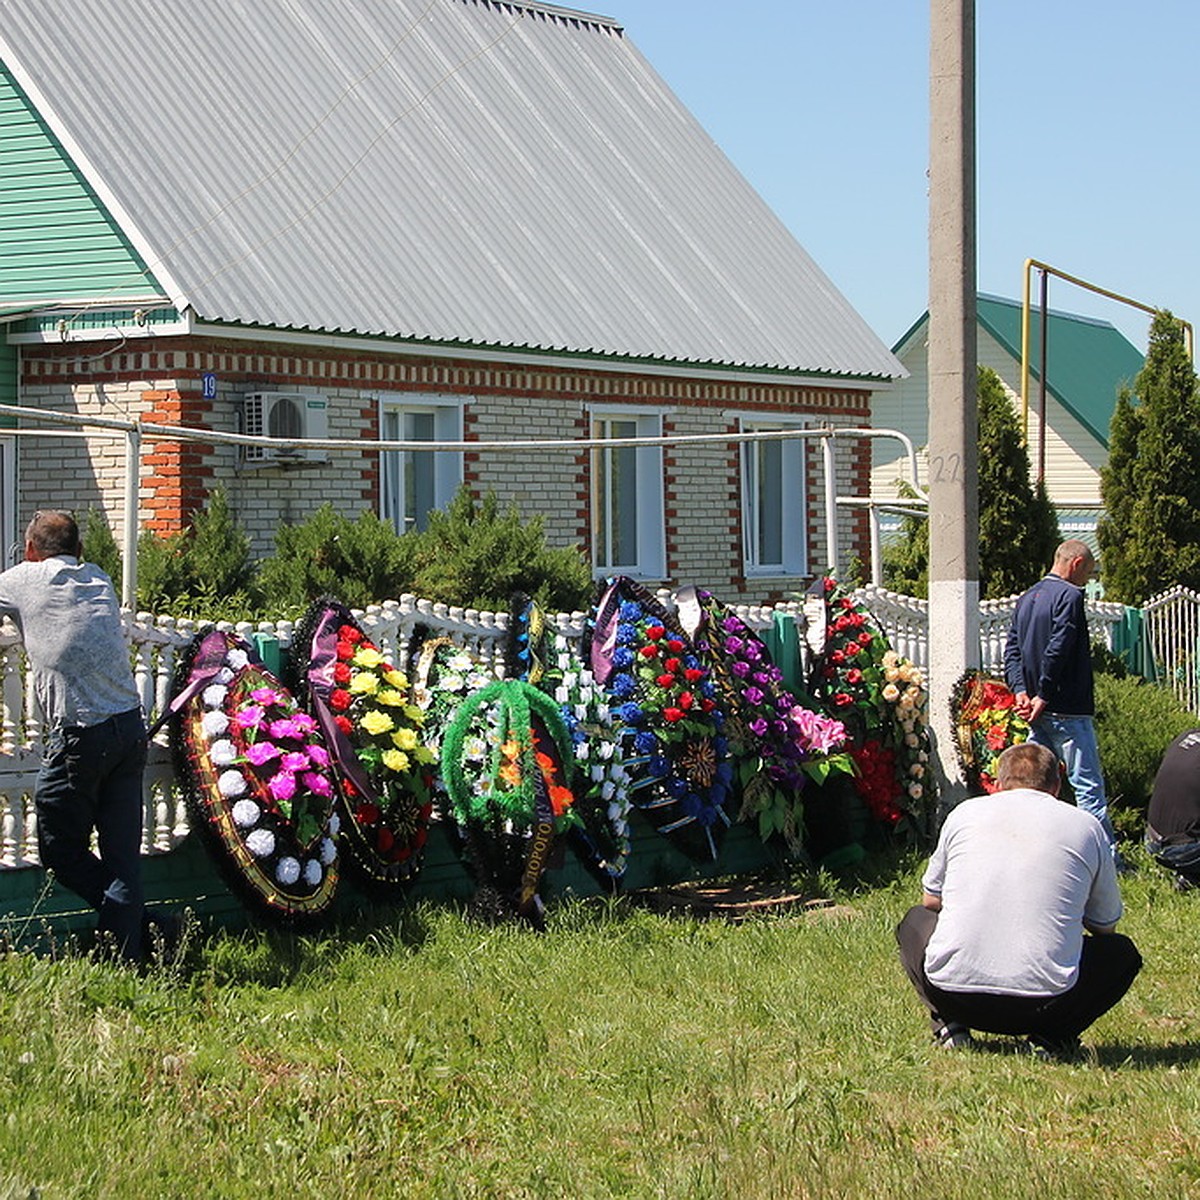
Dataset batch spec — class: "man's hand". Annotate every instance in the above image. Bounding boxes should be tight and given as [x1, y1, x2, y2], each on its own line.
[1013, 690, 1032, 719]
[1027, 695, 1047, 723]
[922, 892, 942, 912]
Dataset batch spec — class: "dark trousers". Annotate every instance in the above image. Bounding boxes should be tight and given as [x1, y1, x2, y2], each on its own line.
[896, 905, 1142, 1044]
[36, 707, 148, 961]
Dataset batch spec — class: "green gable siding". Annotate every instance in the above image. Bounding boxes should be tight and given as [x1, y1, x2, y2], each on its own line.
[1, 63, 161, 306]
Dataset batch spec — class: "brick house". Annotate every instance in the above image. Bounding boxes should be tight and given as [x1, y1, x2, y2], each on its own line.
[2, 0, 901, 600]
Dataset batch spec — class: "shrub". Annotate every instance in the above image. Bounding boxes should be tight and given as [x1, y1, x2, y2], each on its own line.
[406, 486, 593, 613]
[135, 528, 191, 613]
[255, 505, 417, 615]
[131, 489, 258, 616]
[81, 509, 123, 584]
[1095, 671, 1196, 834]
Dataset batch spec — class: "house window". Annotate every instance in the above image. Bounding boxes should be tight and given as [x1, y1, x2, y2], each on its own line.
[740, 419, 807, 576]
[590, 409, 665, 579]
[379, 398, 463, 533]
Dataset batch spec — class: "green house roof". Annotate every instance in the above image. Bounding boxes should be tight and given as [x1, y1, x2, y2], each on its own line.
[894, 294, 1145, 449]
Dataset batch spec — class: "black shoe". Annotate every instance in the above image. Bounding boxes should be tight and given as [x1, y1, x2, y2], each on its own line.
[1175, 873, 1199, 893]
[1025, 1034, 1083, 1062]
[933, 1022, 974, 1050]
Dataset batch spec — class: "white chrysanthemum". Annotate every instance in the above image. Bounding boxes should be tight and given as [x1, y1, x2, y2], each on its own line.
[447, 652, 473, 672]
[209, 739, 238, 767]
[464, 736, 488, 762]
[319, 837, 337, 865]
[275, 856, 301, 885]
[303, 859, 324, 887]
[246, 827, 275, 858]
[214, 666, 235, 685]
[467, 673, 491, 691]
[201, 709, 230, 739]
[217, 769, 248, 799]
[202, 684, 228, 709]
[232, 799, 261, 828]
[439, 673, 464, 693]
[327, 813, 341, 836]
[226, 648, 250, 670]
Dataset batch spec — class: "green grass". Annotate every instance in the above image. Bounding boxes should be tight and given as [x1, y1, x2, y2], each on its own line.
[0, 850, 1198, 1199]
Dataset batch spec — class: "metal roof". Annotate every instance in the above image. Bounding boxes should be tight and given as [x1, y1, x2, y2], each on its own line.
[1, 0, 902, 379]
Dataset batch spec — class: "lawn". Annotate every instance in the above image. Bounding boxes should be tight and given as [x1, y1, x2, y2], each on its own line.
[0, 848, 1197, 1199]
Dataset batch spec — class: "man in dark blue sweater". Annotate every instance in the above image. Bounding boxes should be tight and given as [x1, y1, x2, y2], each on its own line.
[1004, 540, 1118, 857]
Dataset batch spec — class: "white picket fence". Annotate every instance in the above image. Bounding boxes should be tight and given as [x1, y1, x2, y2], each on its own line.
[0, 591, 801, 870]
[1143, 586, 1200, 717]
[853, 584, 1128, 676]
[0, 582, 1193, 872]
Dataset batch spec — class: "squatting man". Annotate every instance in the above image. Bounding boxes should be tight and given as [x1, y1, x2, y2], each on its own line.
[896, 742, 1141, 1059]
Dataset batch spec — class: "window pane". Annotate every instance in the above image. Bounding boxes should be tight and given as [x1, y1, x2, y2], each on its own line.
[594, 418, 639, 570]
[382, 409, 440, 534]
[404, 411, 436, 533]
[757, 439, 783, 566]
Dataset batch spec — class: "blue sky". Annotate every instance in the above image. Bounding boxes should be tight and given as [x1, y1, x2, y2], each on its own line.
[620, 2, 1200, 353]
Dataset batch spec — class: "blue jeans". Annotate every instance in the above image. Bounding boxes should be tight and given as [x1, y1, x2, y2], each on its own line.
[1030, 714, 1117, 848]
[1145, 835, 1200, 884]
[36, 708, 147, 961]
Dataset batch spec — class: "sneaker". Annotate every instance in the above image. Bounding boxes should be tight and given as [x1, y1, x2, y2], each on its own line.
[1024, 1034, 1083, 1062]
[933, 1022, 974, 1050]
[1175, 873, 1198, 893]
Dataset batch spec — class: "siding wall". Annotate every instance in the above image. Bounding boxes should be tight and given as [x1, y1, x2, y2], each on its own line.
[0, 64, 157, 305]
[871, 323, 1105, 509]
[18, 338, 876, 599]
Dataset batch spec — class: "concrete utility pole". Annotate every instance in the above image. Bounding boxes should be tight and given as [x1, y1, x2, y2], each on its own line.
[927, 0, 979, 809]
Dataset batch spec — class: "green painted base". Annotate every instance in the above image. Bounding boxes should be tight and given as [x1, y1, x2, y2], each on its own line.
[0, 808, 793, 946]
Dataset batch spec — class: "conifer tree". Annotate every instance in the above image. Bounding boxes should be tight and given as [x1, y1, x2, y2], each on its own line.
[882, 366, 1059, 599]
[1098, 311, 1200, 604]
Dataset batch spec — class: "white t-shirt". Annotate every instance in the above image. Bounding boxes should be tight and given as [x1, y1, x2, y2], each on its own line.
[921, 788, 1123, 997]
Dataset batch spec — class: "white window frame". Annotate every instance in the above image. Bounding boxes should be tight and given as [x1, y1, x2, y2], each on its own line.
[377, 394, 465, 535]
[0, 436, 15, 567]
[738, 416, 809, 577]
[589, 406, 666, 580]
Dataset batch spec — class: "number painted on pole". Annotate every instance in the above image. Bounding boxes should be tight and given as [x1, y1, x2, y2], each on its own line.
[928, 453, 963, 483]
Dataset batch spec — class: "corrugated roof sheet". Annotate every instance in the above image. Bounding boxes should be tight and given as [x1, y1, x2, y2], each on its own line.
[0, 0, 902, 379]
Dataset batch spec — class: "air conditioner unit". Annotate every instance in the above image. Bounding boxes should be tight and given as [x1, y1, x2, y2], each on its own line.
[239, 392, 329, 466]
